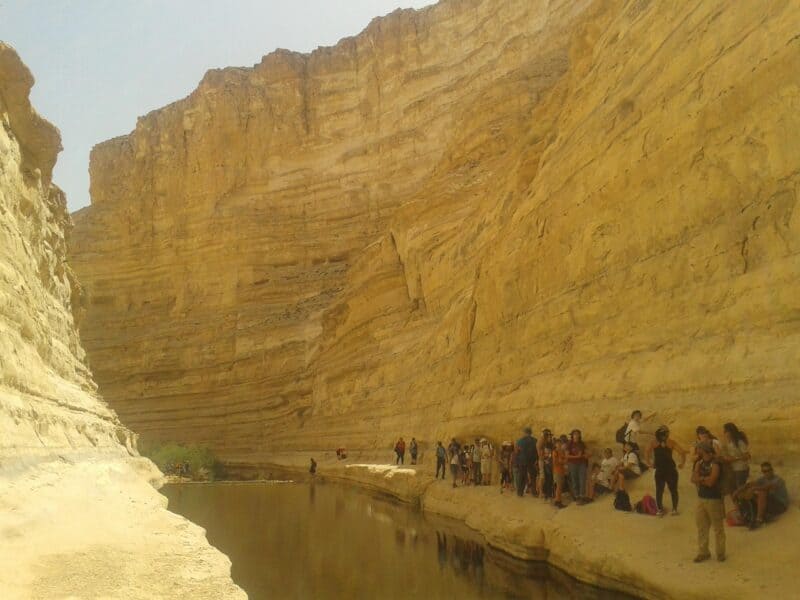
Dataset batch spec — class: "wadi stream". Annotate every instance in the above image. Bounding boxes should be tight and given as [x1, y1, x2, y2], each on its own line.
[163, 481, 631, 600]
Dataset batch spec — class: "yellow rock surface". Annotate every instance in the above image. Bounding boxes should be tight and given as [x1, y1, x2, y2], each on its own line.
[72, 0, 800, 467]
[0, 43, 244, 599]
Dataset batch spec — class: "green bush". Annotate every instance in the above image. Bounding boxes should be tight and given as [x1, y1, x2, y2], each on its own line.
[141, 442, 220, 481]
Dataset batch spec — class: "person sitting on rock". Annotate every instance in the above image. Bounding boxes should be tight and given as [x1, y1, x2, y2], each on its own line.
[588, 448, 618, 500]
[614, 441, 641, 491]
[734, 462, 790, 529]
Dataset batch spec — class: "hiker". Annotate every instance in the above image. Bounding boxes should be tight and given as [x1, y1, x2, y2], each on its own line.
[588, 448, 618, 499]
[615, 441, 641, 492]
[692, 442, 726, 563]
[410, 437, 418, 465]
[734, 462, 790, 529]
[623, 410, 643, 445]
[552, 436, 568, 507]
[395, 437, 406, 465]
[449, 442, 460, 488]
[645, 425, 687, 516]
[514, 427, 538, 497]
[435, 441, 447, 479]
[460, 445, 470, 485]
[309, 458, 317, 475]
[480, 439, 493, 486]
[694, 426, 721, 457]
[720, 422, 750, 489]
[498, 441, 513, 493]
[536, 429, 554, 497]
[472, 439, 482, 485]
[566, 429, 589, 503]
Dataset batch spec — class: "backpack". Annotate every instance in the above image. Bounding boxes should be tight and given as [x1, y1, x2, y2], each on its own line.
[614, 490, 632, 512]
[615, 422, 629, 444]
[634, 494, 658, 515]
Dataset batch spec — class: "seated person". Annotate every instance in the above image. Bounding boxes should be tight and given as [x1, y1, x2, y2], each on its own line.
[587, 463, 606, 500]
[594, 448, 619, 496]
[734, 461, 789, 528]
[615, 442, 641, 491]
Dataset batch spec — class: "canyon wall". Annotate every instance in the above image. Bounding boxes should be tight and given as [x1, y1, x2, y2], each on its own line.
[71, 0, 800, 465]
[0, 43, 243, 599]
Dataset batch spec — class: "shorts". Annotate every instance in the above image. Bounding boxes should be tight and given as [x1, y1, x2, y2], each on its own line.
[622, 469, 640, 481]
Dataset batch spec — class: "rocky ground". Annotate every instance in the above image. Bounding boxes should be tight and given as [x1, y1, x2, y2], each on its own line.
[0, 456, 245, 600]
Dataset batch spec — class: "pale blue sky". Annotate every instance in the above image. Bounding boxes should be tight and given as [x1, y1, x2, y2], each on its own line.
[0, 0, 433, 212]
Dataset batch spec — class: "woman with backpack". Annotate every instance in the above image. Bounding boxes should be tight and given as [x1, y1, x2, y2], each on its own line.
[645, 425, 687, 516]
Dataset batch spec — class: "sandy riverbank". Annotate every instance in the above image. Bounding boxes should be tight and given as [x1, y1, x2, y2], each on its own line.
[230, 452, 798, 600]
[0, 455, 245, 600]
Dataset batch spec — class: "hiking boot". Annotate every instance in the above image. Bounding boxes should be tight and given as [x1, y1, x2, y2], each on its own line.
[693, 554, 711, 563]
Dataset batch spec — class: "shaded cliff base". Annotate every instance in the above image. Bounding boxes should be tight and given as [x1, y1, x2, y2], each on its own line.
[231, 453, 798, 600]
[0, 456, 245, 600]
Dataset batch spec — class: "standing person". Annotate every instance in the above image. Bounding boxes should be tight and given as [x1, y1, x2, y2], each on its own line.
[461, 445, 470, 485]
[566, 429, 589, 503]
[645, 426, 687, 516]
[472, 439, 483, 485]
[514, 427, 538, 497]
[552, 436, 568, 508]
[536, 429, 554, 498]
[395, 437, 406, 465]
[693, 426, 721, 457]
[435, 441, 447, 480]
[692, 442, 726, 563]
[410, 437, 419, 465]
[720, 423, 750, 489]
[449, 443, 460, 488]
[624, 410, 643, 446]
[498, 441, 513, 493]
[480, 440, 493, 486]
[309, 458, 317, 475]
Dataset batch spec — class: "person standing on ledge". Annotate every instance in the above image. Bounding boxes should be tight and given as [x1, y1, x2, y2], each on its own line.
[309, 458, 317, 475]
[435, 441, 447, 479]
[692, 442, 726, 562]
[410, 437, 418, 465]
[514, 427, 538, 497]
[471, 439, 482, 485]
[394, 437, 406, 465]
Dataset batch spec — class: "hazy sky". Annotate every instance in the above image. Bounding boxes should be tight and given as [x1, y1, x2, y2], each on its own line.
[0, 0, 433, 212]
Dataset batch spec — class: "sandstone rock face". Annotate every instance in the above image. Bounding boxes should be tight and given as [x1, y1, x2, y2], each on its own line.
[72, 0, 800, 465]
[0, 43, 243, 599]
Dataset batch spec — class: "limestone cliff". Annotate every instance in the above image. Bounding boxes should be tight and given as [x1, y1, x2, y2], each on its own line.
[72, 0, 800, 466]
[0, 43, 243, 599]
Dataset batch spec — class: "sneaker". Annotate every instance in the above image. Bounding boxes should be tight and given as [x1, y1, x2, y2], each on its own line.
[717, 554, 726, 562]
[693, 554, 711, 563]
[656, 509, 665, 517]
[671, 509, 679, 516]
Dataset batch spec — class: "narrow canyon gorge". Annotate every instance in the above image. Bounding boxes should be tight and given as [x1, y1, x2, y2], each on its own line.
[71, 0, 799, 464]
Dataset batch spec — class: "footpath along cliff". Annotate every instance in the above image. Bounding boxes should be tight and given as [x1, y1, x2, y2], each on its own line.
[69, 0, 799, 596]
[0, 43, 244, 599]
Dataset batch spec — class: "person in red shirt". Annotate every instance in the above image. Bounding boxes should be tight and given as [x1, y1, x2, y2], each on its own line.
[394, 437, 406, 465]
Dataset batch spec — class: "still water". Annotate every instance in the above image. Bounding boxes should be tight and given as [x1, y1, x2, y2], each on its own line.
[163, 481, 629, 600]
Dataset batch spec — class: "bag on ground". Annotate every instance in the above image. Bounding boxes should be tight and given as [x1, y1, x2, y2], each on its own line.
[614, 490, 632, 512]
[634, 494, 658, 515]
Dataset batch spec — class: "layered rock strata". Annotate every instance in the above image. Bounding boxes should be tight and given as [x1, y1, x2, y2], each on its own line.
[72, 0, 800, 467]
[0, 43, 243, 599]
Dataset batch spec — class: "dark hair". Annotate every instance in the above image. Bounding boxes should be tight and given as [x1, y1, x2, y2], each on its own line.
[723, 422, 748, 445]
[655, 426, 669, 443]
[523, 426, 533, 435]
[631, 410, 642, 419]
[761, 461, 773, 470]
[695, 425, 717, 440]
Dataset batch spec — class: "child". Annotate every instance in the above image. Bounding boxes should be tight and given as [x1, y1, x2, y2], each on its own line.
[552, 437, 567, 508]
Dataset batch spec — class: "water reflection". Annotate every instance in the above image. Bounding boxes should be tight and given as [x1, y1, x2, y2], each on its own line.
[163, 482, 632, 600]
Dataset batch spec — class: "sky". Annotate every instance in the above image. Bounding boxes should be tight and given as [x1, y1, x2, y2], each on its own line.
[0, 0, 434, 212]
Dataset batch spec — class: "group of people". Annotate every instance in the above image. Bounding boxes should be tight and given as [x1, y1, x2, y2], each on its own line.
[420, 411, 791, 563]
[394, 437, 419, 465]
